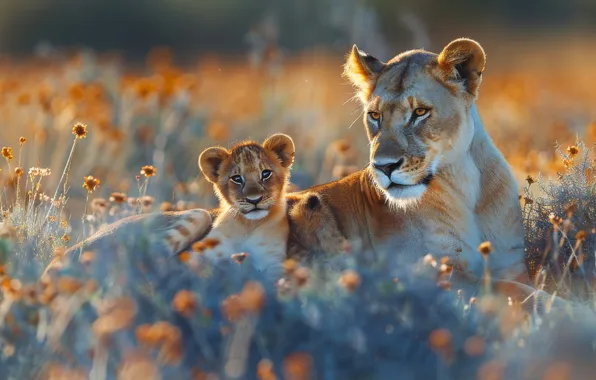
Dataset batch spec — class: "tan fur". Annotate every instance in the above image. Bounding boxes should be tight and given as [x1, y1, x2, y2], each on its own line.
[195, 134, 295, 281]
[286, 192, 350, 260]
[43, 209, 212, 277]
[287, 38, 528, 287]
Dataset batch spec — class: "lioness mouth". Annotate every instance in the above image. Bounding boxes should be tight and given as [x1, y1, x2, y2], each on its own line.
[244, 208, 263, 214]
[388, 173, 434, 189]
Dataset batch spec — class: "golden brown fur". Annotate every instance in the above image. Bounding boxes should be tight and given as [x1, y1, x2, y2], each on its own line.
[43, 209, 212, 277]
[285, 38, 529, 287]
[286, 192, 350, 260]
[195, 134, 295, 280]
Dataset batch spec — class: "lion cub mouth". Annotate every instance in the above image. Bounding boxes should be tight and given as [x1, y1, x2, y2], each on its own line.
[242, 208, 269, 220]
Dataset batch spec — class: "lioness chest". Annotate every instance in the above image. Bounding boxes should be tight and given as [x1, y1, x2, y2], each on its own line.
[370, 156, 486, 277]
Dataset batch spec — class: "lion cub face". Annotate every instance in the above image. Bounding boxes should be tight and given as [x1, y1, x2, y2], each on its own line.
[344, 39, 486, 207]
[199, 134, 295, 220]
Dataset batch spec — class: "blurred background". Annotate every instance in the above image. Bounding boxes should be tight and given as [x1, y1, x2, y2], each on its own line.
[0, 0, 595, 227]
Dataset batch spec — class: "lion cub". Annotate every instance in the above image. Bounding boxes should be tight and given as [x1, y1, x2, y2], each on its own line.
[195, 133, 295, 280]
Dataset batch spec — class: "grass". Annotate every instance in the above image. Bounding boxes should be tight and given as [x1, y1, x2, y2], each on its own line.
[0, 44, 595, 379]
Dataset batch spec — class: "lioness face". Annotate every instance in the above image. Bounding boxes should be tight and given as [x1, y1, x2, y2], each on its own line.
[344, 39, 486, 207]
[199, 134, 295, 220]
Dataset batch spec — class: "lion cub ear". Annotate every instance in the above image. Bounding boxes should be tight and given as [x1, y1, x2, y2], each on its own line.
[437, 38, 486, 97]
[198, 147, 230, 183]
[343, 45, 385, 102]
[263, 133, 295, 168]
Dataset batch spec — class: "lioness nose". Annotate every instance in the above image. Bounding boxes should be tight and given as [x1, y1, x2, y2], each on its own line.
[246, 195, 263, 205]
[373, 158, 404, 178]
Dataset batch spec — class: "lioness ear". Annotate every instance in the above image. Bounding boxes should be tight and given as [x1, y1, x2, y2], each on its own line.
[263, 133, 295, 168]
[437, 38, 486, 96]
[198, 147, 230, 183]
[343, 45, 385, 102]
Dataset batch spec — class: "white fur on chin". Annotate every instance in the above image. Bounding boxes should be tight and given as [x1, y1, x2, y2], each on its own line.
[243, 209, 269, 220]
[382, 184, 426, 209]
[371, 168, 427, 209]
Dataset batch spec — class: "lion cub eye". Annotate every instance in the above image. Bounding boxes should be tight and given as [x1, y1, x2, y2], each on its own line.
[261, 169, 272, 180]
[368, 111, 381, 120]
[230, 175, 243, 184]
[414, 108, 429, 117]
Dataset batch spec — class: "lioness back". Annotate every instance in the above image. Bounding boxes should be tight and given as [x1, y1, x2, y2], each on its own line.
[44, 208, 212, 277]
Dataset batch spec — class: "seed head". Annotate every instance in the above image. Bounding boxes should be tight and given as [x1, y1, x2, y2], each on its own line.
[91, 198, 108, 214]
[1, 147, 13, 161]
[93, 297, 137, 340]
[549, 213, 562, 226]
[140, 165, 157, 177]
[525, 175, 535, 186]
[257, 358, 276, 380]
[566, 145, 579, 157]
[239, 281, 265, 312]
[563, 202, 577, 217]
[109, 192, 127, 203]
[283, 352, 312, 380]
[79, 251, 95, 266]
[117, 351, 160, 380]
[14, 167, 24, 177]
[464, 336, 485, 357]
[177, 251, 192, 263]
[82, 175, 101, 193]
[338, 270, 361, 292]
[429, 328, 452, 352]
[231, 252, 248, 264]
[19, 137, 26, 146]
[283, 259, 298, 274]
[192, 238, 220, 252]
[29, 167, 51, 177]
[576, 230, 587, 241]
[72, 123, 88, 139]
[221, 295, 244, 322]
[135, 324, 161, 347]
[293, 267, 310, 287]
[172, 289, 198, 317]
[478, 241, 492, 256]
[160, 201, 176, 212]
[139, 196, 155, 212]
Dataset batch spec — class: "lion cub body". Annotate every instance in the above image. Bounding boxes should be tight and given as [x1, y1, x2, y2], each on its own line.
[197, 134, 295, 280]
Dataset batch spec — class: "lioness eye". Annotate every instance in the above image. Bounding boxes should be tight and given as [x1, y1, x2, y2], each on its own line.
[230, 175, 243, 184]
[414, 108, 429, 117]
[368, 111, 381, 120]
[261, 170, 272, 180]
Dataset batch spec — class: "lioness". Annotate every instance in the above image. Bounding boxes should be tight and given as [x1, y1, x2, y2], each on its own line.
[288, 38, 528, 285]
[194, 133, 295, 280]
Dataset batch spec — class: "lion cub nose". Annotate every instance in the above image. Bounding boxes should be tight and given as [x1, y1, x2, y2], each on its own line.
[245, 195, 263, 206]
[373, 158, 404, 178]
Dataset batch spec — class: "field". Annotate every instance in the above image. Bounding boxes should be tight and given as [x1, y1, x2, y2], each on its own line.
[0, 38, 596, 379]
